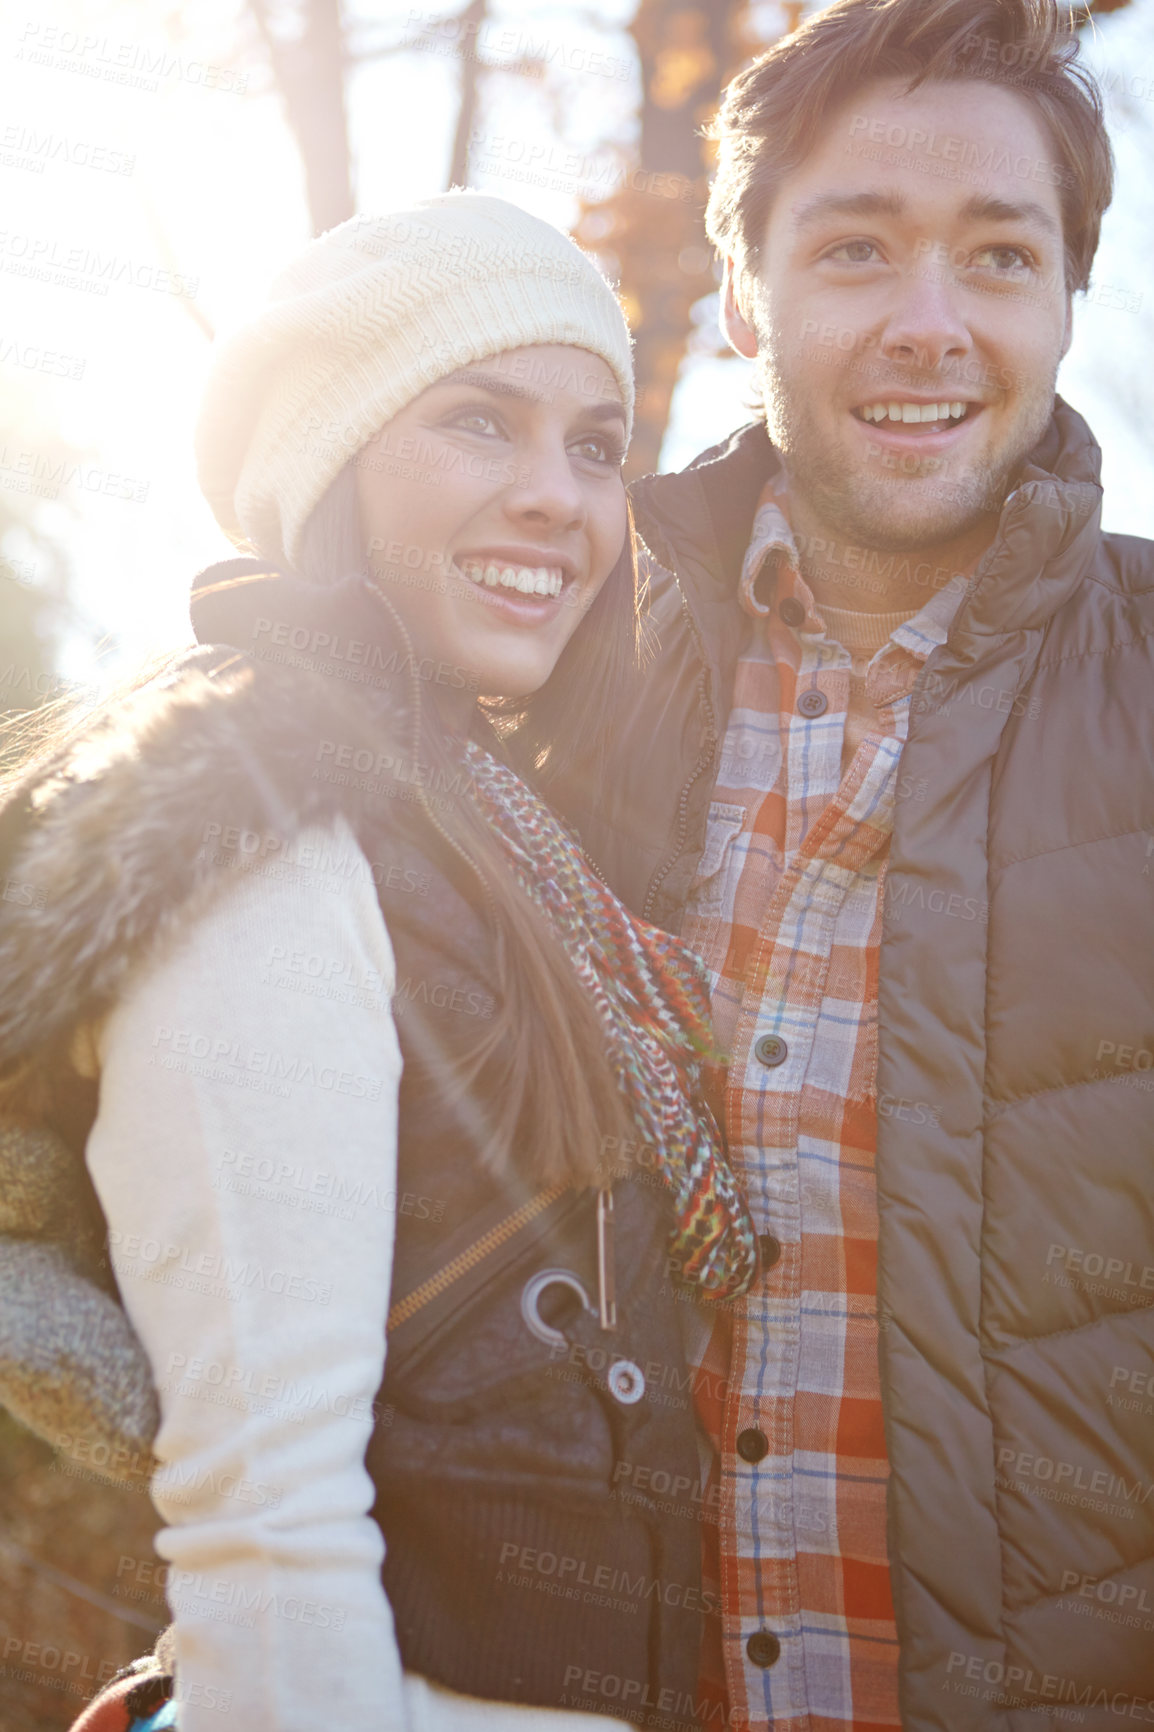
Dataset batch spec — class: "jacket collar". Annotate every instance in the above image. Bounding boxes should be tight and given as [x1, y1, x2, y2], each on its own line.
[629, 419, 778, 603]
[628, 398, 1104, 636]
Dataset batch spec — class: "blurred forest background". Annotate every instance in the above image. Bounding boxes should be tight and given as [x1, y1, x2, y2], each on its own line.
[0, 0, 1151, 1724]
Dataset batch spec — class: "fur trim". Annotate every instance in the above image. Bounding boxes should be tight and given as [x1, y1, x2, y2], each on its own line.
[0, 644, 412, 1074]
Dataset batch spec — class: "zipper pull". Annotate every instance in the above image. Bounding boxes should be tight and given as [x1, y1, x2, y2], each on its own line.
[596, 1185, 617, 1332]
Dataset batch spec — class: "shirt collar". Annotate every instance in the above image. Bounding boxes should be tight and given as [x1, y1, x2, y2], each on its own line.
[738, 475, 969, 666]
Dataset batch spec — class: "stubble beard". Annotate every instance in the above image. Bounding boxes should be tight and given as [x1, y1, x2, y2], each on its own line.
[756, 333, 1060, 558]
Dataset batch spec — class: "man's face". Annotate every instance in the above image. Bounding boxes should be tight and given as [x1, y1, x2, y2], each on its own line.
[722, 78, 1074, 553]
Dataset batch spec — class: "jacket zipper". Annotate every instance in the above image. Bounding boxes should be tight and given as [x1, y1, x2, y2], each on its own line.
[387, 1184, 567, 1331]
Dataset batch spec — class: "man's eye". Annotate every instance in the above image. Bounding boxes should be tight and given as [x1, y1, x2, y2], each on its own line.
[827, 239, 881, 264]
[972, 245, 1033, 273]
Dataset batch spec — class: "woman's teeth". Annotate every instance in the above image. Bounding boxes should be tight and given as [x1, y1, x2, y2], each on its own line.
[857, 401, 967, 425]
[457, 562, 565, 598]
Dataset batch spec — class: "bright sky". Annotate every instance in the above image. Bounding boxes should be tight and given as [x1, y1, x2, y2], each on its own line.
[0, 0, 1151, 688]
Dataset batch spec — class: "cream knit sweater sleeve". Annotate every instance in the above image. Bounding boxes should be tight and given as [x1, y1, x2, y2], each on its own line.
[84, 818, 407, 1732]
[84, 818, 625, 1732]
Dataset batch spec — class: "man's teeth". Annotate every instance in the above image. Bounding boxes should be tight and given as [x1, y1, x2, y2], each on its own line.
[858, 401, 967, 424]
[457, 563, 565, 598]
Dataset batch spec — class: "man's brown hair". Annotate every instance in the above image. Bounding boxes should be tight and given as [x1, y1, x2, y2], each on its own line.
[705, 0, 1114, 294]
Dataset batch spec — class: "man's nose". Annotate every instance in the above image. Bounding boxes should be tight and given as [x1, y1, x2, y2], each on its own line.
[878, 249, 975, 372]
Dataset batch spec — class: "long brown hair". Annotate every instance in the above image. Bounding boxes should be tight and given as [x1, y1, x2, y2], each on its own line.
[0, 458, 646, 1190]
[284, 457, 647, 1190]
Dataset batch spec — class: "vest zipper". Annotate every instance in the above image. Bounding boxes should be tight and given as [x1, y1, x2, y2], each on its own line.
[387, 1184, 567, 1331]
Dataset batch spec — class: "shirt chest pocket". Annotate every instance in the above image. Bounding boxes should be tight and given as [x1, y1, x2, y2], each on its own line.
[685, 801, 747, 944]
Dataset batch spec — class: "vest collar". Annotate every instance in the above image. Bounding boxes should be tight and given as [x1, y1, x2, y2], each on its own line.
[628, 398, 1104, 638]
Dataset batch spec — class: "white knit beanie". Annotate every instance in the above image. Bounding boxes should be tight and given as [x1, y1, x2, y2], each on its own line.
[196, 191, 634, 572]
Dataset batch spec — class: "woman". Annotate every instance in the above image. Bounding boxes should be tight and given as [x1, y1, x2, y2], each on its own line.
[0, 194, 755, 1731]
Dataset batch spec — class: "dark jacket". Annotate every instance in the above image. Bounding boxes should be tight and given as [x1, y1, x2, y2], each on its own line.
[0, 568, 707, 1725]
[550, 399, 1154, 1730]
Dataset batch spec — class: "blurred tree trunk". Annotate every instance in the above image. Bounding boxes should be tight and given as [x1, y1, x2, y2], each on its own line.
[243, 0, 1129, 463]
[249, 0, 355, 234]
[576, 0, 760, 480]
[447, 0, 488, 187]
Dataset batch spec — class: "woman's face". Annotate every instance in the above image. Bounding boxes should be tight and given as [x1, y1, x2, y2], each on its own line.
[355, 343, 629, 701]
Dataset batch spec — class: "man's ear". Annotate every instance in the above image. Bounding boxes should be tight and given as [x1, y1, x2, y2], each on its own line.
[1060, 290, 1074, 362]
[720, 258, 760, 359]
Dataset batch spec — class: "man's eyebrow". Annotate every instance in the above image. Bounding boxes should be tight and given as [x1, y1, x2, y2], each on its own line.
[791, 190, 907, 231]
[789, 189, 1061, 241]
[957, 194, 1062, 237]
[434, 368, 626, 420]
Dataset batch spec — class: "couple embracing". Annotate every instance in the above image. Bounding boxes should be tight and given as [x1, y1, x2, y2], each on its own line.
[2, 0, 1152, 1729]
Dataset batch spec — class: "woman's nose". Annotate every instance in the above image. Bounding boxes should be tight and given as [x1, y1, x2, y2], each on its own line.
[503, 438, 586, 528]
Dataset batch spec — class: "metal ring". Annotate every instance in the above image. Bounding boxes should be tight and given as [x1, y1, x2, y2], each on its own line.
[606, 1358, 646, 1405]
[520, 1268, 595, 1349]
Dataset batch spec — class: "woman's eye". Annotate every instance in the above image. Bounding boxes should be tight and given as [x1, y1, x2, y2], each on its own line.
[445, 407, 502, 436]
[571, 434, 625, 466]
[972, 245, 1033, 273]
[827, 239, 881, 264]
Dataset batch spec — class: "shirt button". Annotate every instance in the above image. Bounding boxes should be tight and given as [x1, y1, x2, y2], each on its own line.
[797, 688, 828, 719]
[754, 1034, 788, 1068]
[758, 1233, 782, 1270]
[779, 596, 806, 627]
[736, 1427, 769, 1463]
[747, 1630, 782, 1669]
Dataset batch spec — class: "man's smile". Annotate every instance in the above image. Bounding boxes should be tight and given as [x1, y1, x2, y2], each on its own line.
[846, 391, 988, 456]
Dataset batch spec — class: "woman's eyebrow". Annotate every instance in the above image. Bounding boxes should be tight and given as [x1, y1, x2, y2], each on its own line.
[439, 368, 545, 402]
[437, 368, 626, 421]
[576, 402, 628, 424]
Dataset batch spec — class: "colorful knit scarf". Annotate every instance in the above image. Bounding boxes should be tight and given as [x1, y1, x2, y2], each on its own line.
[462, 741, 758, 1302]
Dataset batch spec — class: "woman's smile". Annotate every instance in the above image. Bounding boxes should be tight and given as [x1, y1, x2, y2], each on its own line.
[356, 344, 628, 704]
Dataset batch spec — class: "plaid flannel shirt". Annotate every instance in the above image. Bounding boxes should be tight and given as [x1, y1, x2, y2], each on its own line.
[679, 487, 968, 1731]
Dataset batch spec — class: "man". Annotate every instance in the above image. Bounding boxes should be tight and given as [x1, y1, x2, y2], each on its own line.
[556, 0, 1154, 1727]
